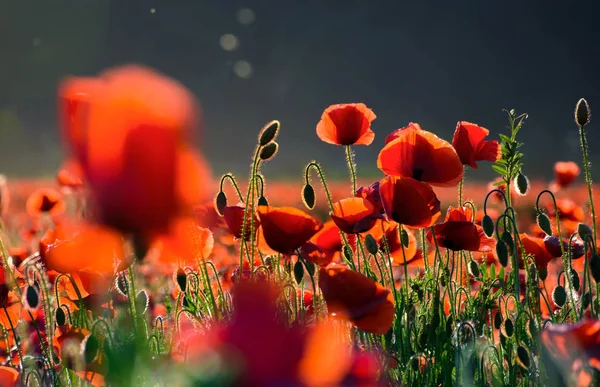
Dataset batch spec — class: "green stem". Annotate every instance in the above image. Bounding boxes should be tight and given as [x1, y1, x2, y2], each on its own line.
[345, 145, 357, 194]
[579, 124, 597, 244]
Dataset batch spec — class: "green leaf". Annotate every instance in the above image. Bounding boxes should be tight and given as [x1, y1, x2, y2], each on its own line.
[492, 165, 507, 175]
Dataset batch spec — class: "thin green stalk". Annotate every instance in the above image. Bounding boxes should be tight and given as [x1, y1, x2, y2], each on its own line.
[345, 145, 357, 194]
[579, 124, 597, 244]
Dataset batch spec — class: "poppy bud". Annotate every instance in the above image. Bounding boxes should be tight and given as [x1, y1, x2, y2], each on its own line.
[501, 231, 514, 255]
[514, 172, 529, 196]
[482, 215, 495, 237]
[538, 268, 548, 281]
[528, 263, 537, 283]
[468, 260, 480, 278]
[529, 319, 538, 337]
[257, 196, 269, 207]
[578, 222, 593, 241]
[493, 311, 503, 329]
[293, 261, 304, 284]
[56, 307, 67, 326]
[305, 261, 316, 277]
[552, 285, 567, 307]
[259, 142, 279, 160]
[575, 98, 591, 127]
[343, 245, 353, 262]
[365, 234, 379, 255]
[517, 345, 530, 369]
[258, 120, 280, 146]
[302, 184, 316, 210]
[582, 292, 592, 310]
[83, 335, 100, 364]
[502, 318, 514, 337]
[215, 191, 227, 216]
[570, 269, 580, 292]
[400, 228, 409, 248]
[116, 272, 128, 296]
[136, 290, 149, 314]
[591, 255, 600, 283]
[496, 241, 509, 267]
[176, 268, 187, 292]
[25, 286, 39, 310]
[536, 213, 552, 236]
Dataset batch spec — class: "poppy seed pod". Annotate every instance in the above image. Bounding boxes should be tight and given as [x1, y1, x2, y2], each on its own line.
[258, 120, 280, 146]
[259, 142, 279, 160]
[215, 191, 227, 216]
[302, 184, 316, 210]
[575, 98, 591, 127]
[552, 285, 567, 307]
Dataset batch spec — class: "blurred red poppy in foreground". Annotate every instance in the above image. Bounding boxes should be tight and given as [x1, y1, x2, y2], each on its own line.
[553, 161, 580, 189]
[319, 263, 395, 334]
[256, 206, 321, 255]
[452, 121, 501, 169]
[59, 65, 206, 234]
[427, 206, 496, 252]
[316, 103, 376, 146]
[26, 188, 66, 218]
[378, 123, 463, 187]
[331, 197, 383, 234]
[542, 320, 600, 370]
[519, 233, 554, 270]
[379, 176, 441, 228]
[223, 204, 259, 241]
[0, 366, 19, 387]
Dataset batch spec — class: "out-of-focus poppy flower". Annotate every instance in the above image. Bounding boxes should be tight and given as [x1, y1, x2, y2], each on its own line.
[487, 177, 513, 204]
[542, 320, 600, 370]
[367, 221, 418, 265]
[193, 201, 225, 230]
[0, 176, 9, 218]
[553, 161, 580, 189]
[378, 123, 463, 187]
[309, 220, 355, 263]
[451, 121, 501, 169]
[519, 233, 554, 271]
[42, 221, 127, 274]
[316, 103, 376, 146]
[8, 246, 29, 268]
[319, 263, 394, 334]
[0, 366, 19, 387]
[330, 197, 383, 234]
[26, 188, 66, 218]
[175, 147, 213, 212]
[299, 242, 333, 267]
[223, 204, 259, 241]
[544, 235, 585, 259]
[257, 206, 321, 255]
[59, 65, 202, 234]
[427, 206, 496, 252]
[150, 217, 214, 267]
[379, 176, 441, 228]
[546, 198, 585, 223]
[356, 182, 383, 214]
[57, 159, 84, 189]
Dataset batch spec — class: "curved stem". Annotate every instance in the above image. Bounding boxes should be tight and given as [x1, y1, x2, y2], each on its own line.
[579, 124, 597, 244]
[219, 173, 244, 202]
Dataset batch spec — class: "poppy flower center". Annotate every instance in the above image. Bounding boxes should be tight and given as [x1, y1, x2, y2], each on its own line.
[39, 195, 58, 212]
[412, 168, 424, 181]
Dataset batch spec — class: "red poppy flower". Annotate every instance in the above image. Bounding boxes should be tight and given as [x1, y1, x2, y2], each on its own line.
[451, 121, 501, 169]
[330, 198, 383, 234]
[299, 242, 333, 267]
[309, 220, 355, 262]
[316, 103, 376, 146]
[377, 123, 463, 187]
[355, 182, 383, 214]
[368, 221, 418, 265]
[519, 233, 554, 270]
[319, 263, 394, 334]
[223, 204, 259, 241]
[553, 161, 580, 189]
[379, 176, 441, 228]
[57, 159, 84, 189]
[150, 217, 214, 267]
[0, 366, 19, 387]
[543, 235, 584, 259]
[257, 206, 322, 255]
[26, 188, 66, 218]
[59, 65, 202, 234]
[542, 320, 600, 370]
[427, 206, 496, 252]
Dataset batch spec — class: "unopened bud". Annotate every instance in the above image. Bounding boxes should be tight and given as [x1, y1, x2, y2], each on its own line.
[258, 120, 280, 146]
[575, 98, 591, 127]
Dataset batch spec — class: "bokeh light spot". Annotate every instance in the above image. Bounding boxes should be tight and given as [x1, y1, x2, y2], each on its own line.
[236, 8, 255, 25]
[219, 34, 239, 51]
[233, 61, 253, 79]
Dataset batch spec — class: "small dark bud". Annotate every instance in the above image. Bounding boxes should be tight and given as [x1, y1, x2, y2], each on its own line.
[305, 261, 316, 277]
[468, 260, 480, 278]
[578, 223, 593, 241]
[343, 245, 353, 262]
[258, 120, 280, 146]
[496, 241, 509, 267]
[517, 345, 530, 369]
[302, 184, 316, 210]
[538, 268, 548, 281]
[136, 290, 149, 315]
[55, 307, 66, 326]
[571, 269, 581, 292]
[575, 98, 591, 127]
[528, 263, 538, 283]
[552, 285, 567, 307]
[514, 172, 529, 196]
[493, 311, 503, 329]
[25, 286, 39, 310]
[115, 273, 128, 296]
[215, 191, 227, 216]
[83, 335, 100, 364]
[132, 234, 149, 261]
[482, 215, 495, 237]
[502, 318, 514, 337]
[257, 196, 269, 207]
[582, 292, 592, 310]
[537, 213, 552, 236]
[259, 142, 279, 160]
[590, 254, 600, 283]
[501, 231, 514, 254]
[293, 261, 304, 284]
[400, 228, 409, 248]
[365, 234, 379, 255]
[176, 268, 187, 292]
